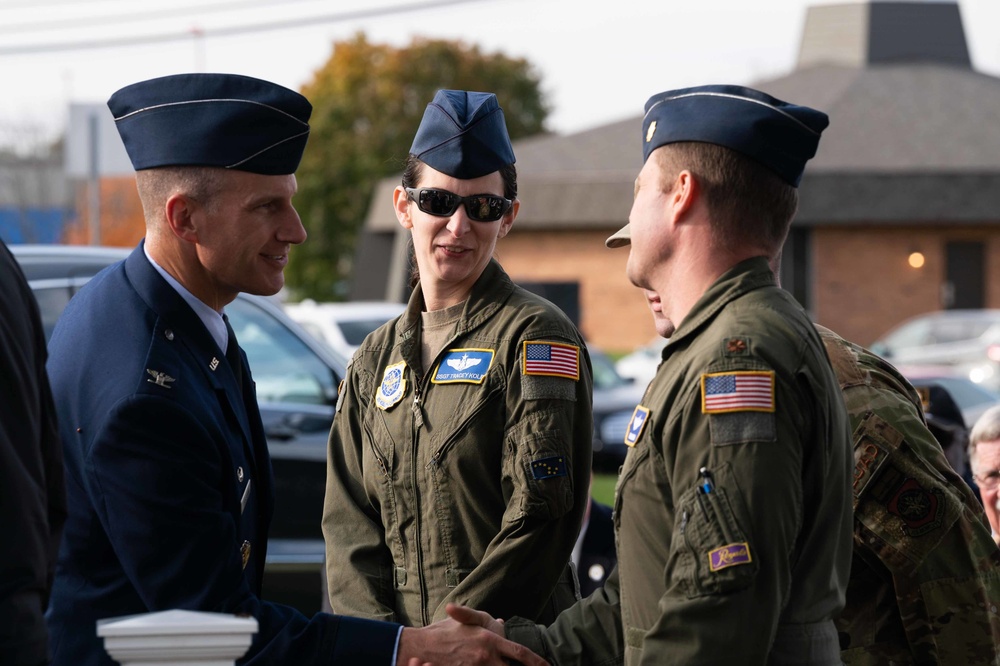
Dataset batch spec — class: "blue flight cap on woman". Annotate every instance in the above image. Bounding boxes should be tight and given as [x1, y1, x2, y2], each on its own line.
[108, 73, 312, 175]
[640, 84, 828, 187]
[409, 89, 516, 179]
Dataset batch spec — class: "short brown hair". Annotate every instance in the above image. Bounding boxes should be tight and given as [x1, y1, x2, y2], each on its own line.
[135, 166, 226, 223]
[655, 142, 798, 254]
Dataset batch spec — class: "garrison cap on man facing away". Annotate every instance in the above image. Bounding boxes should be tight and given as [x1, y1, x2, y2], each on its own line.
[606, 83, 828, 248]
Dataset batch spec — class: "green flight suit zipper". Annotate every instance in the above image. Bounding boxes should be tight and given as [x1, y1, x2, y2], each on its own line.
[411, 383, 429, 626]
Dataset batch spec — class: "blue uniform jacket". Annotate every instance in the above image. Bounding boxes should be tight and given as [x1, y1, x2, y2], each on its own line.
[45, 244, 399, 665]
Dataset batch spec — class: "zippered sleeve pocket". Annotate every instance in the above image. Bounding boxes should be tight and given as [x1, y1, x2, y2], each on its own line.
[670, 482, 758, 599]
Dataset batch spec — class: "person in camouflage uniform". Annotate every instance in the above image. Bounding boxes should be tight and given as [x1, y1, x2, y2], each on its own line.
[817, 325, 1000, 665]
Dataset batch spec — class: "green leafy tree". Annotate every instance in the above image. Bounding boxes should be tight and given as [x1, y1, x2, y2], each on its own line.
[289, 33, 549, 300]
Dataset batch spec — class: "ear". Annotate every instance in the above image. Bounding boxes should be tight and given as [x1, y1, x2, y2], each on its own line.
[669, 170, 698, 224]
[163, 193, 199, 243]
[393, 186, 414, 230]
[496, 199, 519, 239]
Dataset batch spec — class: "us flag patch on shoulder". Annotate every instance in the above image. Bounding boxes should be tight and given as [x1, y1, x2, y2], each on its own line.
[701, 371, 775, 414]
[522, 341, 580, 380]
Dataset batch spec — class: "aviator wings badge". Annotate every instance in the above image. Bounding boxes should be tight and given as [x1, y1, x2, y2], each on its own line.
[146, 369, 176, 389]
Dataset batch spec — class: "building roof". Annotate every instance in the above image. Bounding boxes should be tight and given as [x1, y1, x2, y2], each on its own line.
[363, 0, 1000, 235]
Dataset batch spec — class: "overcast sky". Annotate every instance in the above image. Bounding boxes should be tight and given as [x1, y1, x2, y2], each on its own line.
[1, 0, 999, 148]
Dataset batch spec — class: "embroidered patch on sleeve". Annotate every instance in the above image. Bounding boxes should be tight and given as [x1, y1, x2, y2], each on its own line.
[708, 542, 753, 572]
[522, 341, 580, 380]
[624, 405, 651, 447]
[431, 349, 494, 384]
[531, 455, 568, 480]
[701, 371, 775, 414]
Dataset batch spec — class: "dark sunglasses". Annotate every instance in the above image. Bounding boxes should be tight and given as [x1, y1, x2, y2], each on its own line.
[405, 187, 512, 222]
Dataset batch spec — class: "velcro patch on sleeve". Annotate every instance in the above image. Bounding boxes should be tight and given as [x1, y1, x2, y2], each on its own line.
[522, 341, 580, 380]
[708, 542, 753, 571]
[530, 455, 568, 480]
[701, 371, 775, 414]
[521, 374, 577, 401]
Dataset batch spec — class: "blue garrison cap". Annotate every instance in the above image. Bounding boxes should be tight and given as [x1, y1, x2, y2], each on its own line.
[108, 73, 312, 175]
[409, 90, 515, 179]
[641, 84, 828, 187]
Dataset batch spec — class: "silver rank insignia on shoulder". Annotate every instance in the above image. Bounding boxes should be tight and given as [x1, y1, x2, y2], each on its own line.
[210, 357, 220, 371]
[146, 369, 176, 389]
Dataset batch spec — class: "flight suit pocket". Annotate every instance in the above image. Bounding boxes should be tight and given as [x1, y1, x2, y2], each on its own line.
[518, 431, 574, 520]
[851, 413, 964, 574]
[671, 484, 758, 598]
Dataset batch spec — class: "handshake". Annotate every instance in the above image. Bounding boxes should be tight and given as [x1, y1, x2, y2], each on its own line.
[398, 604, 544, 666]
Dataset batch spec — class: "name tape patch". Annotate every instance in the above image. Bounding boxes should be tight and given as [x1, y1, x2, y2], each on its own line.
[432, 349, 494, 384]
[701, 371, 775, 414]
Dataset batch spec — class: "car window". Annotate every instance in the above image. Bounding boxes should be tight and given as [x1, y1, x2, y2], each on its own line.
[338, 318, 392, 347]
[929, 318, 993, 345]
[227, 298, 337, 406]
[29, 278, 92, 342]
[878, 318, 933, 350]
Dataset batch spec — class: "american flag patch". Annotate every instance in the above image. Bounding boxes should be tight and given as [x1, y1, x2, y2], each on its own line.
[701, 371, 775, 414]
[522, 341, 580, 380]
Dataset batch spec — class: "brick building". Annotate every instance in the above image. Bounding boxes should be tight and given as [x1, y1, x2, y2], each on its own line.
[355, 0, 1000, 353]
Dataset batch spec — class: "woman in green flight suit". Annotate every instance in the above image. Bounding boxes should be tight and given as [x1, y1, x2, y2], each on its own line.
[322, 89, 593, 627]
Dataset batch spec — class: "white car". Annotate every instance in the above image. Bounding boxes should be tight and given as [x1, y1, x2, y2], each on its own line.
[615, 336, 668, 388]
[284, 300, 406, 359]
[871, 310, 1000, 390]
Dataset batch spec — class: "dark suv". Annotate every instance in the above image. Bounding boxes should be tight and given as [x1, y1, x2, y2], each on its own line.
[12, 244, 342, 615]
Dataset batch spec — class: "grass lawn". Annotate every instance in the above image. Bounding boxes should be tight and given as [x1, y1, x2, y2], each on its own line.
[591, 471, 619, 507]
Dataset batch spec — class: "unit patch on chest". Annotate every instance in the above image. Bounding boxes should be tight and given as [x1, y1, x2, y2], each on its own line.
[375, 361, 407, 410]
[432, 349, 494, 384]
[625, 405, 651, 447]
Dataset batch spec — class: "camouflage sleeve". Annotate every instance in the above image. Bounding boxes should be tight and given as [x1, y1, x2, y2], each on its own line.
[843, 409, 1000, 663]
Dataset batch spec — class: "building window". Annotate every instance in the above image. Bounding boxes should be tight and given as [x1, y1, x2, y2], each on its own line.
[778, 227, 812, 314]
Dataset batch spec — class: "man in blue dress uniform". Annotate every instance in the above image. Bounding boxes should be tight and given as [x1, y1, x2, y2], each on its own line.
[44, 72, 544, 666]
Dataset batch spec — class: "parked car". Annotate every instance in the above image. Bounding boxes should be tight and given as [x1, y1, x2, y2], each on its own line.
[870, 309, 1000, 390]
[12, 244, 343, 615]
[284, 300, 406, 359]
[615, 336, 667, 388]
[591, 347, 646, 471]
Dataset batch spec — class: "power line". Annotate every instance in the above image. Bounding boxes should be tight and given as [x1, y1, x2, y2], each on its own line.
[0, 0, 320, 34]
[0, 0, 495, 55]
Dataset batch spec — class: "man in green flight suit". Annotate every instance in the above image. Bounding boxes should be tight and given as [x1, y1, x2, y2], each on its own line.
[450, 84, 855, 664]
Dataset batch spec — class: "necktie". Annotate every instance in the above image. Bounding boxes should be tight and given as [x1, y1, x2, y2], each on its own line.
[223, 314, 243, 394]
